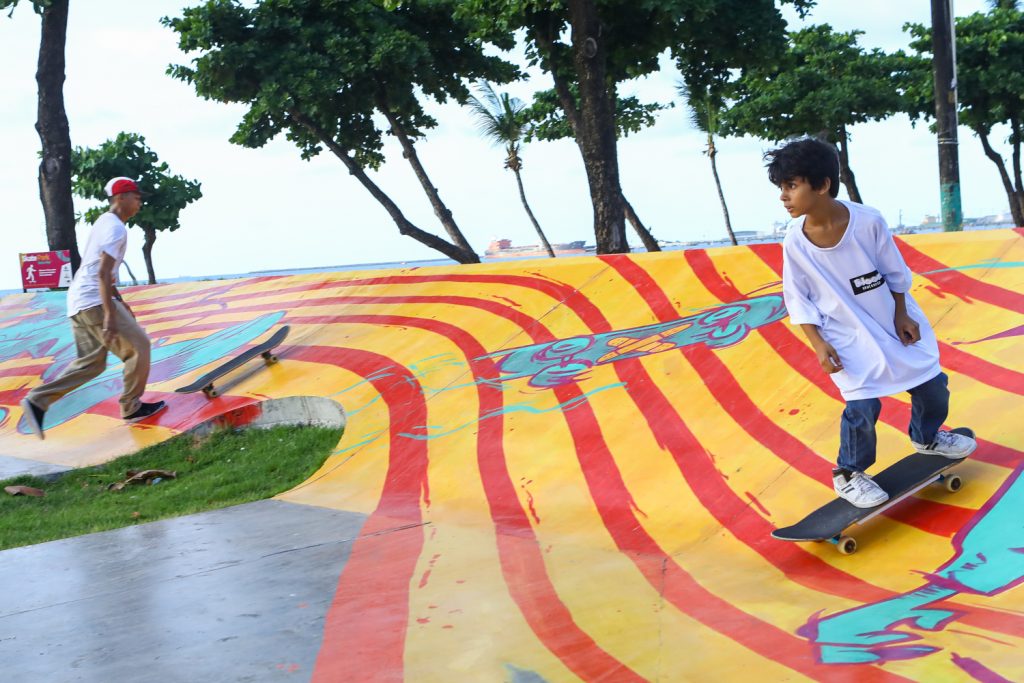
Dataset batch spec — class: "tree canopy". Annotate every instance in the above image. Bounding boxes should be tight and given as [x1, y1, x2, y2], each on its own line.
[905, 6, 1024, 225]
[72, 132, 202, 284]
[3, 0, 79, 270]
[522, 87, 664, 143]
[164, 0, 518, 264]
[1, 0, 46, 13]
[451, 0, 813, 252]
[721, 24, 911, 202]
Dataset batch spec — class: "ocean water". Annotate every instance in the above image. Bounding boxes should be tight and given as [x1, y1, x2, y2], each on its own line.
[6, 222, 1011, 294]
[147, 239, 773, 286]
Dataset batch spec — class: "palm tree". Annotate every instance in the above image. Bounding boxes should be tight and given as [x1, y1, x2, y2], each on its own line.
[679, 81, 738, 246]
[467, 81, 556, 258]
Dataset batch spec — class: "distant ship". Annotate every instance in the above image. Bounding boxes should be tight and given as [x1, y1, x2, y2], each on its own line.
[484, 238, 588, 258]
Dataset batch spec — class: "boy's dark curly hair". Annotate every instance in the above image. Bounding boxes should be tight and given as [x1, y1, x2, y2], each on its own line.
[764, 137, 841, 198]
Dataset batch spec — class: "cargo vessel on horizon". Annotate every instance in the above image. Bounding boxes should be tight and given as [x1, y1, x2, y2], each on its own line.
[484, 238, 588, 259]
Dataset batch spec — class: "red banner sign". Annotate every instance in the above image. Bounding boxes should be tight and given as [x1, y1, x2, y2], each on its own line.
[20, 250, 72, 291]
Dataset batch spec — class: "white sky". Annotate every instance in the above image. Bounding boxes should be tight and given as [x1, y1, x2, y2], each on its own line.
[0, 0, 1004, 291]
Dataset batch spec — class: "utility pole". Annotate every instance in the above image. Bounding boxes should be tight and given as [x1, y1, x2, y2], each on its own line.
[931, 0, 963, 231]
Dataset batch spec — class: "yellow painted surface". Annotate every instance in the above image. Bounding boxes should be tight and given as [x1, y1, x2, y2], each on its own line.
[1, 230, 1023, 681]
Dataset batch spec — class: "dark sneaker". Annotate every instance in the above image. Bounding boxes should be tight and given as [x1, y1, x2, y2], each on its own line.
[20, 397, 46, 440]
[124, 400, 167, 423]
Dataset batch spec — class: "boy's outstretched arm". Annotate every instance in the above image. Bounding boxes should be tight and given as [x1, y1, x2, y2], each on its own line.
[891, 291, 921, 345]
[799, 323, 843, 374]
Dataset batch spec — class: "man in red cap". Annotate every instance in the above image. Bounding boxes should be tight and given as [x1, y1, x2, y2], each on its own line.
[20, 177, 166, 439]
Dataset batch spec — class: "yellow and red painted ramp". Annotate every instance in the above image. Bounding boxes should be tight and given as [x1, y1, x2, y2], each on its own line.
[1, 229, 1023, 681]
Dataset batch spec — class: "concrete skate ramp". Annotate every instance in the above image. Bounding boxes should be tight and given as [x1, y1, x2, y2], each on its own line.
[1, 229, 1022, 681]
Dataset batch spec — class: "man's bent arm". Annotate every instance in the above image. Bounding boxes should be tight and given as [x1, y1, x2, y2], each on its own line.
[98, 252, 119, 343]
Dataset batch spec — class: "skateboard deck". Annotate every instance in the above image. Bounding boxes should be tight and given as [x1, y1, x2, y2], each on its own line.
[175, 325, 290, 398]
[771, 427, 974, 554]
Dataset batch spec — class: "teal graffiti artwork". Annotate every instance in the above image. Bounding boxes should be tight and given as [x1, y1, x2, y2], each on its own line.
[0, 293, 76, 372]
[14, 311, 286, 434]
[478, 294, 787, 388]
[800, 465, 1024, 665]
[396, 382, 626, 441]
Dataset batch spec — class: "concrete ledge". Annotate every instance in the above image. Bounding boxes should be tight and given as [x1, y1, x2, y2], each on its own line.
[0, 454, 70, 481]
[187, 396, 346, 439]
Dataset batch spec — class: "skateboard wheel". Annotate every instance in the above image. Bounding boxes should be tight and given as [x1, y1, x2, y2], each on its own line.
[262, 351, 278, 364]
[945, 475, 963, 492]
[203, 387, 220, 399]
[837, 536, 857, 555]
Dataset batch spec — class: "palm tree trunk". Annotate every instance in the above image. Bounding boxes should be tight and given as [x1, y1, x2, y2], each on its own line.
[978, 128, 1024, 227]
[378, 103, 476, 256]
[708, 135, 737, 246]
[622, 197, 660, 252]
[35, 0, 79, 272]
[539, 0, 627, 255]
[512, 168, 555, 257]
[289, 109, 479, 264]
[1012, 117, 1023, 203]
[121, 259, 139, 286]
[837, 124, 863, 203]
[141, 226, 157, 285]
[532, 12, 628, 254]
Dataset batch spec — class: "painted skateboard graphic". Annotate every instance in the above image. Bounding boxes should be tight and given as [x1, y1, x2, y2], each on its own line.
[175, 325, 290, 398]
[771, 427, 974, 555]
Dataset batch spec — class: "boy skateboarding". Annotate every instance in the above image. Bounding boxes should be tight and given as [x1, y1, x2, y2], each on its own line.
[767, 138, 975, 508]
[20, 177, 166, 439]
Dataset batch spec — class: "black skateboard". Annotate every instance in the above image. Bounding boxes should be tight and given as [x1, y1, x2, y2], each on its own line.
[175, 325, 290, 398]
[771, 427, 974, 555]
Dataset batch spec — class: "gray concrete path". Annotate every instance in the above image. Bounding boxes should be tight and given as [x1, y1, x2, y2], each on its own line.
[0, 453, 70, 480]
[0, 499, 366, 682]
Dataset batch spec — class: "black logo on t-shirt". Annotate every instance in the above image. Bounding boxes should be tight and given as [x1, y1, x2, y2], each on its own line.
[850, 270, 884, 295]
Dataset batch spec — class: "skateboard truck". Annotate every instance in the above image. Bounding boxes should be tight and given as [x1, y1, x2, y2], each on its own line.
[200, 350, 279, 398]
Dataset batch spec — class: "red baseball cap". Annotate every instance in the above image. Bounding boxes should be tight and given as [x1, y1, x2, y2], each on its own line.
[104, 177, 141, 197]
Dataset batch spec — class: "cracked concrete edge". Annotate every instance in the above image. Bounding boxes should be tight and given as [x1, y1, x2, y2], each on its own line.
[0, 454, 70, 482]
[186, 396, 347, 439]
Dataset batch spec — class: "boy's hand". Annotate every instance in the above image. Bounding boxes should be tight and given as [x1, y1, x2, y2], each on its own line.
[814, 342, 843, 374]
[894, 312, 921, 345]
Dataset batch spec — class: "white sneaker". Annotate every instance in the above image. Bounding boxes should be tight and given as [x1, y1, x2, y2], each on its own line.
[912, 430, 976, 459]
[833, 469, 889, 508]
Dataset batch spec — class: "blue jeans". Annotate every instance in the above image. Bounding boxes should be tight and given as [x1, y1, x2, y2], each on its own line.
[837, 372, 950, 473]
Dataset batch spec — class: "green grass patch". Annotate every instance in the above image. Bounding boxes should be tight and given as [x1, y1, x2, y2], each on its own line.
[0, 424, 343, 551]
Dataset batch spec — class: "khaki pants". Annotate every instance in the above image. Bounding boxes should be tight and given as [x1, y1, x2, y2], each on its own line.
[28, 301, 151, 418]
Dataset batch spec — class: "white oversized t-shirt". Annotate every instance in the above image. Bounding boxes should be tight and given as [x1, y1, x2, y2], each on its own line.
[66, 212, 128, 318]
[781, 201, 940, 400]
